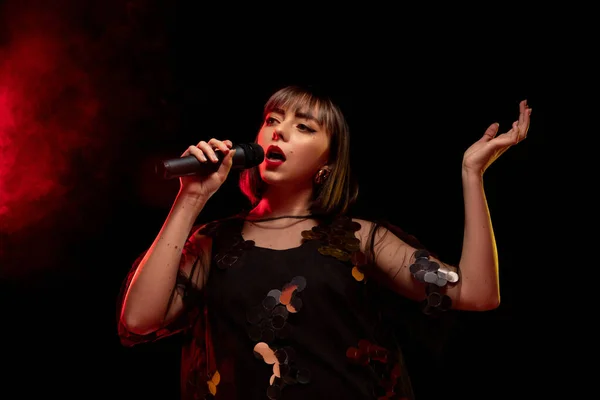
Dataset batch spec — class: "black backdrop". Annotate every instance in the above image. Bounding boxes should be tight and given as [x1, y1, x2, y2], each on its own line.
[0, 1, 562, 399]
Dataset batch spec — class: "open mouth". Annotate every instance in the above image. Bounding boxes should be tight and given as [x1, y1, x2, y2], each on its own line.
[266, 145, 286, 162]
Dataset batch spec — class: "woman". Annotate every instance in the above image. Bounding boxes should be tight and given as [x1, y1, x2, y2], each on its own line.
[118, 84, 531, 399]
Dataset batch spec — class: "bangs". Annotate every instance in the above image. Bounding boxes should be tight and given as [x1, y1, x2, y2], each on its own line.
[263, 87, 334, 130]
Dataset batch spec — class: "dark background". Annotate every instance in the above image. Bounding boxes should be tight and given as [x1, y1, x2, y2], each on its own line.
[0, 1, 565, 399]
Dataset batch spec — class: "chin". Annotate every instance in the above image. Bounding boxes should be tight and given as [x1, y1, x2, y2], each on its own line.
[259, 174, 282, 186]
[259, 168, 277, 183]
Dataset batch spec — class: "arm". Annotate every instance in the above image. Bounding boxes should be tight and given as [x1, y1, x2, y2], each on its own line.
[363, 100, 531, 311]
[120, 138, 235, 335]
[454, 170, 499, 309]
[456, 99, 531, 309]
[120, 192, 211, 335]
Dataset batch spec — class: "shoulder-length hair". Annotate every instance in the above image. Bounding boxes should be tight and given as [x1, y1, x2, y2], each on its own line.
[239, 85, 358, 217]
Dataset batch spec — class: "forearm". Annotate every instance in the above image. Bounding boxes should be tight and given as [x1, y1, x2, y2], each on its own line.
[456, 170, 500, 310]
[121, 191, 209, 331]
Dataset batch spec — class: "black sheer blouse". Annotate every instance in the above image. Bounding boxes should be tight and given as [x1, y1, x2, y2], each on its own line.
[118, 215, 455, 399]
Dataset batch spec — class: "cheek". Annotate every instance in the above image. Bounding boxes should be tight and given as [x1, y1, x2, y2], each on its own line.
[257, 127, 270, 143]
[291, 147, 327, 172]
[295, 141, 329, 164]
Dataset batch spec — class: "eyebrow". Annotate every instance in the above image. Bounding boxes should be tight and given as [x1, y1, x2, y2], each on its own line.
[271, 107, 318, 123]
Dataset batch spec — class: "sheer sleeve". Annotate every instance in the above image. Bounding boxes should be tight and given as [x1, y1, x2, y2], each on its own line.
[362, 219, 459, 369]
[363, 219, 460, 314]
[116, 226, 206, 347]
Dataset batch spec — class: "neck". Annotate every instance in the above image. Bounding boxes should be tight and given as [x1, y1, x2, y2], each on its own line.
[249, 185, 314, 219]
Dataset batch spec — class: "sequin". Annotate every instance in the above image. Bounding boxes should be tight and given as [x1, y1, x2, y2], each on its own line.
[352, 266, 365, 281]
[266, 384, 282, 399]
[414, 249, 430, 259]
[263, 296, 278, 311]
[249, 280, 306, 321]
[301, 229, 321, 240]
[421, 284, 453, 315]
[206, 370, 220, 396]
[290, 276, 307, 291]
[282, 366, 298, 384]
[274, 348, 288, 364]
[272, 305, 289, 319]
[346, 346, 369, 366]
[279, 284, 297, 305]
[296, 368, 311, 384]
[318, 246, 351, 262]
[272, 362, 281, 378]
[409, 250, 459, 289]
[346, 339, 407, 398]
[408, 249, 459, 315]
[301, 218, 371, 283]
[247, 278, 311, 397]
[287, 296, 302, 313]
[207, 381, 217, 396]
[210, 371, 220, 385]
[423, 271, 438, 283]
[302, 218, 361, 256]
[214, 237, 255, 269]
[427, 292, 443, 307]
[254, 342, 277, 364]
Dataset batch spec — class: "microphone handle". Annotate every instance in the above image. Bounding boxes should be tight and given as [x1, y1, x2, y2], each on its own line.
[156, 154, 224, 179]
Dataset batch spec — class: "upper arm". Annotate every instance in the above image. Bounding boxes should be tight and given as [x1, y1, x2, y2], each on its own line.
[354, 218, 460, 307]
[162, 225, 213, 323]
[117, 224, 215, 345]
[180, 225, 213, 290]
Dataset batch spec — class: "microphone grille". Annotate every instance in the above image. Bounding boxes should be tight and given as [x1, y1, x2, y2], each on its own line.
[237, 143, 265, 168]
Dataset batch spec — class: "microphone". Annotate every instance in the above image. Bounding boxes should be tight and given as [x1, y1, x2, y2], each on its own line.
[156, 143, 265, 179]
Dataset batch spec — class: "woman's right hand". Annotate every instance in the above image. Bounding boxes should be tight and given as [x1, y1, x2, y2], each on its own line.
[178, 138, 235, 200]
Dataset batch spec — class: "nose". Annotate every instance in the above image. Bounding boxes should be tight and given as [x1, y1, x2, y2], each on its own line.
[272, 129, 284, 141]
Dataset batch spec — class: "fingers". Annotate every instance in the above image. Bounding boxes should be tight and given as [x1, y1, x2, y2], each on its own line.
[518, 100, 528, 126]
[221, 147, 236, 168]
[514, 100, 532, 143]
[209, 138, 233, 153]
[185, 138, 233, 163]
[491, 125, 517, 159]
[187, 144, 209, 162]
[495, 121, 520, 145]
[481, 122, 500, 141]
[490, 100, 532, 146]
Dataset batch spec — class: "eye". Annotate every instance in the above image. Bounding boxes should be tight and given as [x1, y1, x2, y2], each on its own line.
[265, 116, 279, 126]
[297, 124, 316, 133]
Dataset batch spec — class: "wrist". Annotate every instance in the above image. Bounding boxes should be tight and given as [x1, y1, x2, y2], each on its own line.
[175, 190, 210, 211]
[461, 166, 483, 182]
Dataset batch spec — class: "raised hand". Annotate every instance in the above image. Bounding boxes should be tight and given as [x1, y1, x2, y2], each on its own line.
[462, 100, 532, 175]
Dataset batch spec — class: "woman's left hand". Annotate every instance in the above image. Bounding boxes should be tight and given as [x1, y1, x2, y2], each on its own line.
[462, 99, 532, 175]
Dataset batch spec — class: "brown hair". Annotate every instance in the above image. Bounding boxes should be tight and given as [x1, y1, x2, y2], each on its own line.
[239, 85, 358, 216]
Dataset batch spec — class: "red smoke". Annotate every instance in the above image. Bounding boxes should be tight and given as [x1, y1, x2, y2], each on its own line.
[0, 0, 174, 279]
[0, 23, 100, 233]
